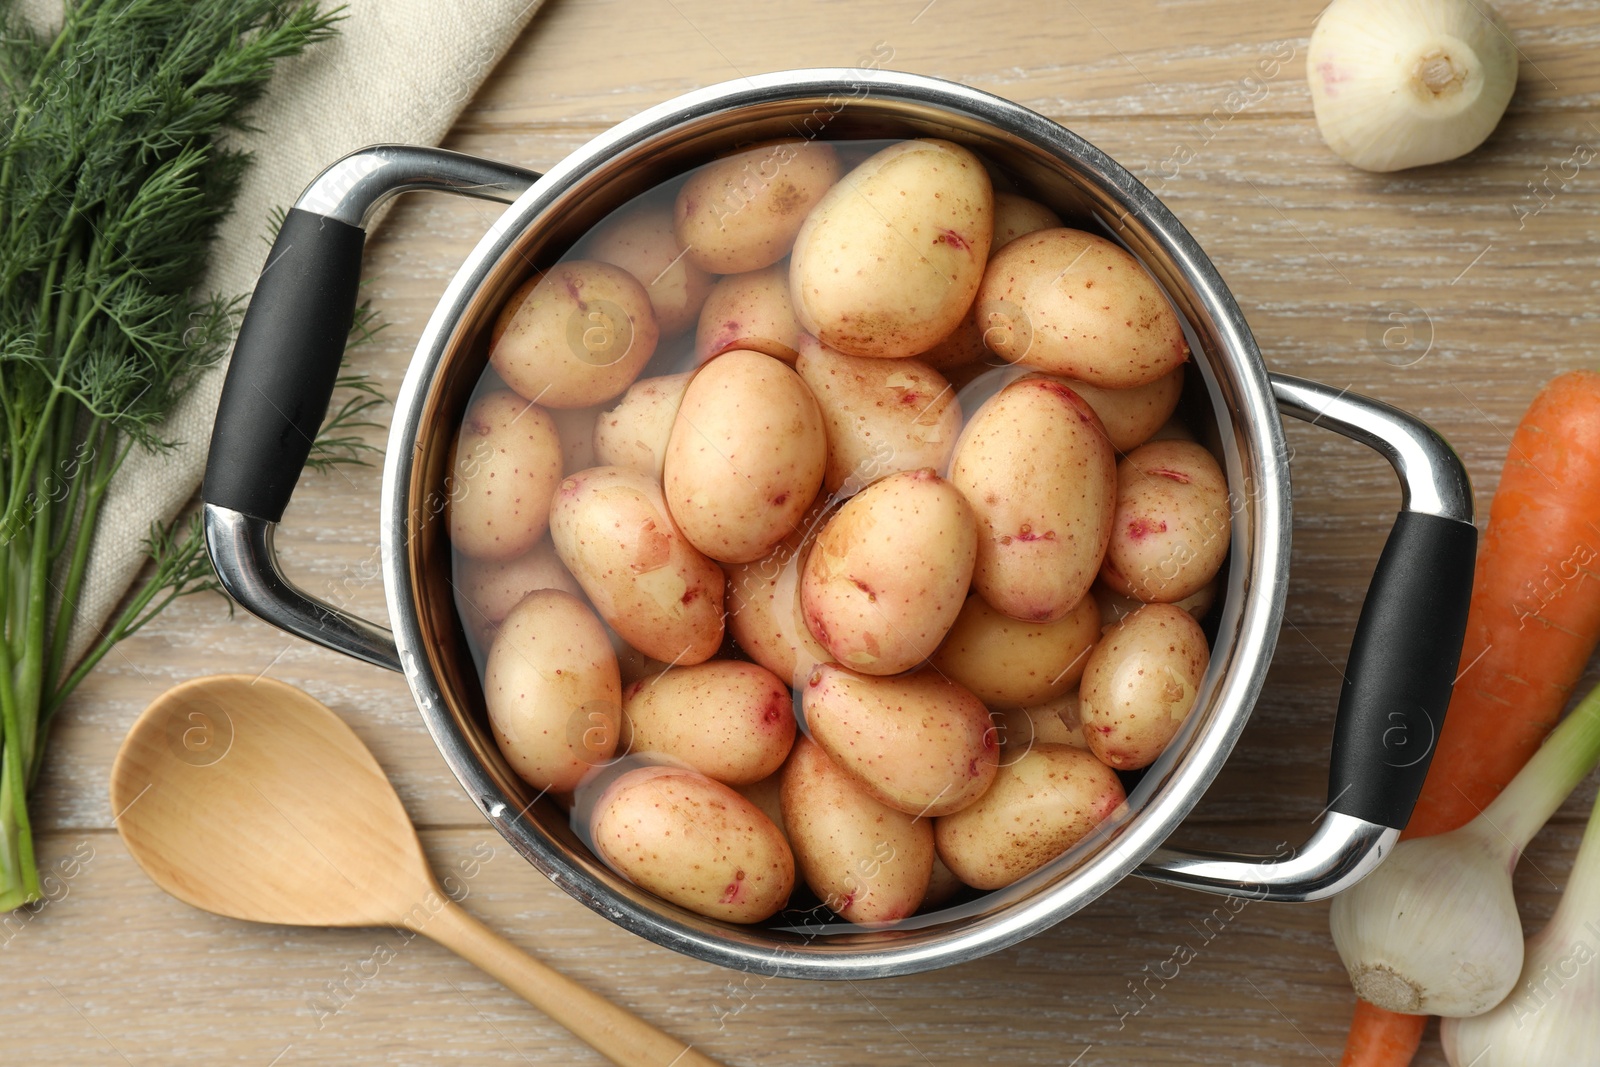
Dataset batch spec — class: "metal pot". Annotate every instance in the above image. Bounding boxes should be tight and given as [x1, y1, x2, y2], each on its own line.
[200, 69, 1478, 980]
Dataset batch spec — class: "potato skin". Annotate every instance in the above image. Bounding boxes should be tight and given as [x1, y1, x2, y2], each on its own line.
[547, 404, 603, 475]
[1097, 578, 1217, 628]
[949, 377, 1117, 622]
[795, 335, 962, 494]
[490, 260, 659, 409]
[725, 521, 834, 689]
[790, 139, 993, 359]
[548, 466, 725, 665]
[802, 666, 997, 817]
[995, 691, 1089, 753]
[664, 350, 827, 564]
[676, 139, 841, 274]
[593, 372, 691, 480]
[801, 469, 977, 676]
[930, 590, 1100, 708]
[586, 201, 713, 336]
[1100, 440, 1232, 603]
[1079, 603, 1210, 770]
[590, 765, 794, 923]
[620, 660, 796, 786]
[484, 590, 622, 793]
[991, 193, 1062, 251]
[935, 744, 1125, 890]
[695, 263, 803, 364]
[449, 391, 564, 561]
[976, 228, 1188, 388]
[1030, 366, 1184, 453]
[456, 538, 581, 643]
[780, 737, 933, 924]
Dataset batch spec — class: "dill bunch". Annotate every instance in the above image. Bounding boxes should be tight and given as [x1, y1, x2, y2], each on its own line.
[0, 0, 351, 909]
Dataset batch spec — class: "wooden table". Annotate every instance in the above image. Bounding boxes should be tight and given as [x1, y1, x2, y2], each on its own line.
[9, 1, 1600, 1063]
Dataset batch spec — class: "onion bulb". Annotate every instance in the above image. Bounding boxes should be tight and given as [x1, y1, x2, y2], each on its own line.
[1329, 682, 1600, 1016]
[1307, 0, 1519, 172]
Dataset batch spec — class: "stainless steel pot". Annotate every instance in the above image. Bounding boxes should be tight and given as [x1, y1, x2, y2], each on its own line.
[200, 69, 1479, 980]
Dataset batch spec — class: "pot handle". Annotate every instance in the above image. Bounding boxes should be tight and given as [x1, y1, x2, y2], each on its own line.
[201, 146, 540, 672]
[1137, 374, 1477, 901]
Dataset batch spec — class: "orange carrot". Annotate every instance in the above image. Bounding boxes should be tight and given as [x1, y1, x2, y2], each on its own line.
[1340, 370, 1600, 1066]
[1338, 1001, 1424, 1067]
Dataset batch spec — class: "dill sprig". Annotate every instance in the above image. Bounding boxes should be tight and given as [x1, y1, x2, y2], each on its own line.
[0, 0, 347, 910]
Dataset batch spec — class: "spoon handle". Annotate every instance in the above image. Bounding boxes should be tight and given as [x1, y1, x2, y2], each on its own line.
[425, 900, 729, 1067]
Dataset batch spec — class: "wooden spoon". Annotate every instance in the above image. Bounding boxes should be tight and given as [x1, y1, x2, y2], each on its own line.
[110, 674, 725, 1067]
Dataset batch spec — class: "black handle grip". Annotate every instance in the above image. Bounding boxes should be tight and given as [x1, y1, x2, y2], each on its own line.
[1328, 510, 1478, 828]
[202, 208, 366, 522]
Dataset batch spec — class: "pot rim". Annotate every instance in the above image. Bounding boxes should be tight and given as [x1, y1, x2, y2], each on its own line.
[379, 67, 1291, 979]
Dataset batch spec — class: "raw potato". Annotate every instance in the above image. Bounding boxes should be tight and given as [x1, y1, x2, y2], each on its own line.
[611, 631, 673, 686]
[917, 303, 987, 369]
[949, 377, 1117, 622]
[991, 193, 1062, 251]
[801, 469, 977, 676]
[736, 772, 789, 841]
[664, 350, 827, 564]
[586, 201, 714, 336]
[1079, 603, 1210, 769]
[976, 228, 1188, 388]
[490, 260, 659, 408]
[620, 660, 796, 785]
[781, 737, 934, 924]
[725, 521, 834, 688]
[484, 590, 622, 793]
[695, 263, 803, 364]
[921, 854, 966, 911]
[1098, 579, 1217, 628]
[935, 744, 1126, 890]
[801, 666, 998, 817]
[456, 538, 580, 638]
[590, 765, 794, 923]
[548, 466, 725, 665]
[995, 691, 1088, 752]
[795, 335, 962, 494]
[547, 404, 602, 475]
[593, 372, 691, 479]
[1027, 367, 1184, 453]
[449, 391, 564, 561]
[1101, 440, 1232, 603]
[930, 590, 1100, 708]
[790, 139, 993, 359]
[676, 139, 841, 274]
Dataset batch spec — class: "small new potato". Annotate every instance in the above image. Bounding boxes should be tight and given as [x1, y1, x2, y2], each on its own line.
[490, 260, 659, 409]
[593, 372, 691, 479]
[935, 744, 1126, 890]
[620, 660, 796, 785]
[977, 228, 1188, 388]
[676, 139, 841, 274]
[456, 538, 581, 641]
[802, 666, 998, 817]
[795, 335, 962, 494]
[930, 590, 1100, 708]
[991, 193, 1062, 251]
[695, 263, 803, 364]
[949, 378, 1117, 622]
[664, 350, 827, 563]
[725, 520, 834, 689]
[736, 772, 789, 841]
[801, 469, 977, 676]
[781, 737, 934, 924]
[547, 404, 603, 475]
[917, 303, 987, 370]
[1079, 603, 1210, 770]
[449, 391, 563, 561]
[1027, 367, 1184, 453]
[790, 139, 993, 359]
[549, 466, 725, 665]
[1097, 579, 1217, 628]
[1101, 440, 1232, 603]
[484, 590, 622, 793]
[995, 691, 1089, 753]
[590, 765, 794, 923]
[586, 201, 713, 336]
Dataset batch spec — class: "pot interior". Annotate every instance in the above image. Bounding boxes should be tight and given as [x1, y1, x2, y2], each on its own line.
[397, 71, 1286, 977]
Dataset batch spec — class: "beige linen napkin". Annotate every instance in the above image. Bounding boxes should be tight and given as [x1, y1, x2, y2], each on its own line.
[16, 0, 545, 665]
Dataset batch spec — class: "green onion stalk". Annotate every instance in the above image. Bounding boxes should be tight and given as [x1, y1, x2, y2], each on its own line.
[0, 0, 348, 909]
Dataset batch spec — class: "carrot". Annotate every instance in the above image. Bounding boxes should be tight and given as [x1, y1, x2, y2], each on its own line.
[1338, 1001, 1424, 1067]
[1339, 370, 1600, 1066]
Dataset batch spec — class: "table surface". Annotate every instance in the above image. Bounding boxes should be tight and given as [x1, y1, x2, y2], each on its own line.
[10, 1, 1600, 1064]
